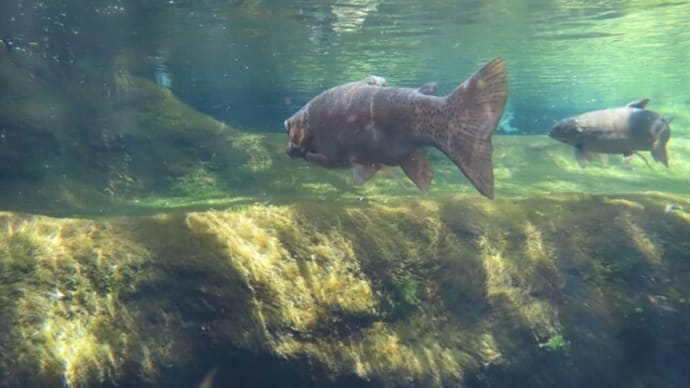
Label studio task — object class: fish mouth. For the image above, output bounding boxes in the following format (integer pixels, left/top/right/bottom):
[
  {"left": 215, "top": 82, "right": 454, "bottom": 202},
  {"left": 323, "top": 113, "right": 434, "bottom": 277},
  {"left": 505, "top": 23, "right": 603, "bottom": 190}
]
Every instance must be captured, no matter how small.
[
  {"left": 286, "top": 141, "right": 307, "bottom": 158},
  {"left": 548, "top": 125, "right": 565, "bottom": 139}
]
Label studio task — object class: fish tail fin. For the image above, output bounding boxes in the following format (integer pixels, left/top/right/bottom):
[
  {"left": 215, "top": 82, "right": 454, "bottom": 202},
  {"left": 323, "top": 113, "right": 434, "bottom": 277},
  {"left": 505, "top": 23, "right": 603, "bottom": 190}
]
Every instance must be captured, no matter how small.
[
  {"left": 651, "top": 116, "right": 672, "bottom": 167},
  {"left": 436, "top": 57, "right": 508, "bottom": 199}
]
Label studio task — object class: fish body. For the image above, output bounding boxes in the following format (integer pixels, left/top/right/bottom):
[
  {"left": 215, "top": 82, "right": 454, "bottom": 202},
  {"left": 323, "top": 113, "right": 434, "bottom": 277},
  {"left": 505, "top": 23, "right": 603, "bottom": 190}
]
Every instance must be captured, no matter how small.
[
  {"left": 550, "top": 99, "right": 672, "bottom": 167},
  {"left": 285, "top": 58, "right": 508, "bottom": 198}
]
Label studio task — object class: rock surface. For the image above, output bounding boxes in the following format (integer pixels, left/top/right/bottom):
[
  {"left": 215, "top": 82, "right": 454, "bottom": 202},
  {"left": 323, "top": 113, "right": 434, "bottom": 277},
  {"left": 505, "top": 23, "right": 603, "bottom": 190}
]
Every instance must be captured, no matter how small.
[{"left": 2, "top": 193, "right": 690, "bottom": 387}]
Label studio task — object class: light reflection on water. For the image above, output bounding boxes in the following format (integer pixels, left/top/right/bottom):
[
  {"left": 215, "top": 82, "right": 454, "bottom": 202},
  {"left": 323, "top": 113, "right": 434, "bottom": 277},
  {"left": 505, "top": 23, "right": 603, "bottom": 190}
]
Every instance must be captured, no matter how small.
[{"left": 1, "top": 0, "right": 689, "bottom": 132}]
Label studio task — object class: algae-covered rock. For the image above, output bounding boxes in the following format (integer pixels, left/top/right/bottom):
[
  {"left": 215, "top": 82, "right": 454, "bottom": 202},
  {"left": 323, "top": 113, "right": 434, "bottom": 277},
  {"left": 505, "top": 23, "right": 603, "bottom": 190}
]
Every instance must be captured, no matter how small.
[
  {"left": 0, "top": 48, "right": 273, "bottom": 213},
  {"left": 2, "top": 193, "right": 690, "bottom": 387}
]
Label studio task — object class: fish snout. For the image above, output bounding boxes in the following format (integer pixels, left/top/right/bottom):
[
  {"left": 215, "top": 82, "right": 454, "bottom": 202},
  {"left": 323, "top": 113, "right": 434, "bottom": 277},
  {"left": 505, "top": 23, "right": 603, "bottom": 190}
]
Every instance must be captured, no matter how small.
[
  {"left": 548, "top": 125, "right": 561, "bottom": 139},
  {"left": 549, "top": 119, "right": 576, "bottom": 141}
]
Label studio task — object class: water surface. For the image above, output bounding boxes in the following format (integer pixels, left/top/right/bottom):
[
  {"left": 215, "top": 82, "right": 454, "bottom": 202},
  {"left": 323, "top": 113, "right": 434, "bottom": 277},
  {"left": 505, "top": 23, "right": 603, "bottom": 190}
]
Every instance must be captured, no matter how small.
[{"left": 2, "top": 0, "right": 689, "bottom": 132}]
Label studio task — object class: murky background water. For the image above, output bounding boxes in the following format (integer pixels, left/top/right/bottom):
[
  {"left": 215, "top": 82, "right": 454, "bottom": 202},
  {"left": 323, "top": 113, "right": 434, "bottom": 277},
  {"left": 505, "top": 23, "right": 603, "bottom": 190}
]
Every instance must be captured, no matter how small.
[{"left": 2, "top": 0, "right": 689, "bottom": 133}]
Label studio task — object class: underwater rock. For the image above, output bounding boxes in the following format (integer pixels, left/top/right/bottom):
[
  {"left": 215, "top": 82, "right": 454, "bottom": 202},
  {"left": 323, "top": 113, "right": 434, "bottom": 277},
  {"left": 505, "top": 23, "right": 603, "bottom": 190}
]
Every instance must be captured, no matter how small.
[
  {"left": 1, "top": 193, "right": 690, "bottom": 387},
  {"left": 0, "top": 50, "right": 268, "bottom": 213}
]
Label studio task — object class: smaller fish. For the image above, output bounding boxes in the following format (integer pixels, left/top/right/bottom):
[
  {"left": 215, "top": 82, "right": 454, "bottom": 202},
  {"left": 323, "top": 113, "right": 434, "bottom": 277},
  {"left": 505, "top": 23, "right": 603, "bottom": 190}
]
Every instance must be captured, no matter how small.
[{"left": 549, "top": 99, "right": 672, "bottom": 167}]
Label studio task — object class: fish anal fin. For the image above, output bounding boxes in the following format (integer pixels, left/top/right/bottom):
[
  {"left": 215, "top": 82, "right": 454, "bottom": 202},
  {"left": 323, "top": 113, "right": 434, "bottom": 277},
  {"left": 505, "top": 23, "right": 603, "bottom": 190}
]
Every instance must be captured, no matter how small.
[
  {"left": 627, "top": 98, "right": 650, "bottom": 109},
  {"left": 596, "top": 153, "right": 608, "bottom": 165},
  {"left": 623, "top": 151, "right": 633, "bottom": 165},
  {"left": 400, "top": 150, "right": 433, "bottom": 193},
  {"left": 352, "top": 163, "right": 381, "bottom": 185},
  {"left": 651, "top": 116, "right": 672, "bottom": 167},
  {"left": 633, "top": 152, "right": 654, "bottom": 170}
]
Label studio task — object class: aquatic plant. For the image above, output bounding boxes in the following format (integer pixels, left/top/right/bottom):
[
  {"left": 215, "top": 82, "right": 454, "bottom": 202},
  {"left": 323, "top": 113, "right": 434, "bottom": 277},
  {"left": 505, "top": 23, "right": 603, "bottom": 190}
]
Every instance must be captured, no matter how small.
[
  {"left": 168, "top": 167, "right": 224, "bottom": 197},
  {"left": 399, "top": 275, "right": 420, "bottom": 307},
  {"left": 539, "top": 333, "right": 568, "bottom": 352}
]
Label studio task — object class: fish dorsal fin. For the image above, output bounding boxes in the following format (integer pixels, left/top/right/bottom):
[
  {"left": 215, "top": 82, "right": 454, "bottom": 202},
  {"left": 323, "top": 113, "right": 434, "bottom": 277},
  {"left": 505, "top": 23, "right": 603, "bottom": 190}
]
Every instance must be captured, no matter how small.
[
  {"left": 626, "top": 98, "right": 650, "bottom": 109},
  {"left": 417, "top": 82, "right": 438, "bottom": 95},
  {"left": 352, "top": 163, "right": 380, "bottom": 185},
  {"left": 364, "top": 75, "right": 386, "bottom": 86},
  {"left": 400, "top": 150, "right": 433, "bottom": 193}
]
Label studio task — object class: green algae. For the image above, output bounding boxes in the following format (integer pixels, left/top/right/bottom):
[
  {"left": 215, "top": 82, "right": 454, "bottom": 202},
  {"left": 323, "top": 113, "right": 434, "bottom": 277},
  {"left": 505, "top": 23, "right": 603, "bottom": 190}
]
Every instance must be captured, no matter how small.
[
  {"left": 8, "top": 129, "right": 690, "bottom": 217},
  {"left": 539, "top": 333, "right": 568, "bottom": 352},
  {"left": 0, "top": 213, "right": 177, "bottom": 387},
  {"left": 1, "top": 192, "right": 689, "bottom": 387}
]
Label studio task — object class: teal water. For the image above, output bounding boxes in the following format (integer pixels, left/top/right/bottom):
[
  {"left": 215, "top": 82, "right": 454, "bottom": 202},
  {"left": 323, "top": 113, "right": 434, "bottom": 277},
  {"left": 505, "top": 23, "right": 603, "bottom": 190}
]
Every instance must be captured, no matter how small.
[
  {"left": 2, "top": 2, "right": 690, "bottom": 388},
  {"left": 2, "top": 0, "right": 689, "bottom": 132},
  {"left": 3, "top": 0, "right": 688, "bottom": 215}
]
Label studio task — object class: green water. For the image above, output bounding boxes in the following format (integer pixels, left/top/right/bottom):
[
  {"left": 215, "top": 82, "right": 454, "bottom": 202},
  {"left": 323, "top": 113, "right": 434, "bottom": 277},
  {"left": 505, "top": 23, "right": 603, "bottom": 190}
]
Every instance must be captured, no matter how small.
[
  {"left": 172, "top": 0, "right": 690, "bottom": 131},
  {"left": 2, "top": 0, "right": 689, "bottom": 132},
  {"left": 1, "top": 0, "right": 689, "bottom": 217},
  {"left": 2, "top": 2, "right": 690, "bottom": 388}
]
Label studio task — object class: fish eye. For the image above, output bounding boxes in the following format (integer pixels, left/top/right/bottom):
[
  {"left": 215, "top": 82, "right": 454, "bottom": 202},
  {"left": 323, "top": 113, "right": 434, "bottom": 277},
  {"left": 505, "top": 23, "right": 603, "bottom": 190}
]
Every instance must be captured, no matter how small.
[{"left": 284, "top": 120, "right": 290, "bottom": 133}]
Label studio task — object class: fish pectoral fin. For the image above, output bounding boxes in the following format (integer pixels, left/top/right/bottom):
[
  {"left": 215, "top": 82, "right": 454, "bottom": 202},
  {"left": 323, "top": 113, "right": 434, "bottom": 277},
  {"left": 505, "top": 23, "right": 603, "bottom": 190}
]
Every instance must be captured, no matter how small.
[
  {"left": 573, "top": 146, "right": 589, "bottom": 168},
  {"left": 400, "top": 150, "right": 433, "bottom": 193},
  {"left": 305, "top": 152, "right": 330, "bottom": 166},
  {"left": 626, "top": 98, "right": 650, "bottom": 109},
  {"left": 651, "top": 139, "right": 669, "bottom": 167},
  {"left": 352, "top": 163, "right": 381, "bottom": 185}
]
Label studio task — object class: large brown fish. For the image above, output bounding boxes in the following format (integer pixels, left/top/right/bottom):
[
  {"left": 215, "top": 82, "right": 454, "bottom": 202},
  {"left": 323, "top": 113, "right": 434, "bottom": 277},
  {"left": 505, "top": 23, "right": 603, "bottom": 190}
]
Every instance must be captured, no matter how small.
[
  {"left": 284, "top": 58, "right": 508, "bottom": 199},
  {"left": 549, "top": 99, "right": 672, "bottom": 167}
]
